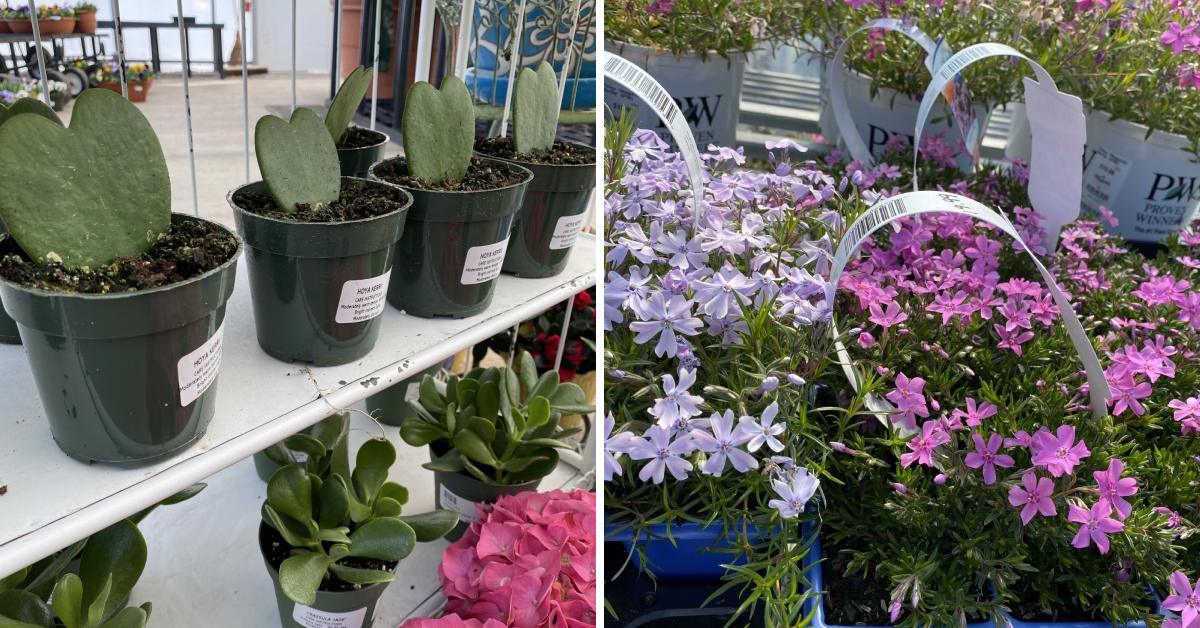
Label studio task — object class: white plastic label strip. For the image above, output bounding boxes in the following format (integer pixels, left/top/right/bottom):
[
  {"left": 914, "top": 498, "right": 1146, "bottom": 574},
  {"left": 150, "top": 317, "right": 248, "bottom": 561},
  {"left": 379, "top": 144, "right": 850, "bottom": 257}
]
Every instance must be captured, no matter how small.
[
  {"left": 440, "top": 484, "right": 482, "bottom": 524},
  {"left": 177, "top": 322, "right": 224, "bottom": 407},
  {"left": 335, "top": 271, "right": 391, "bottom": 324},
  {"left": 461, "top": 239, "right": 510, "bottom": 285},
  {"left": 291, "top": 604, "right": 367, "bottom": 628},
  {"left": 912, "top": 42, "right": 1086, "bottom": 250},
  {"left": 604, "top": 53, "right": 705, "bottom": 231},
  {"left": 550, "top": 212, "right": 587, "bottom": 250},
  {"left": 827, "top": 18, "right": 983, "bottom": 166},
  {"left": 829, "top": 191, "right": 1110, "bottom": 421}
]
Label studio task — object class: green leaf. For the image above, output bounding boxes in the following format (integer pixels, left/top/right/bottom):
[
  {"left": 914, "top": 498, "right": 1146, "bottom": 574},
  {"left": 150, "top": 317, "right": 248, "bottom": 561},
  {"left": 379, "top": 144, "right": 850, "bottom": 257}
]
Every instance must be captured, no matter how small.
[
  {"left": 281, "top": 434, "right": 326, "bottom": 467},
  {"left": 453, "top": 430, "right": 499, "bottom": 467},
  {"left": 328, "top": 564, "right": 396, "bottom": 586},
  {"left": 316, "top": 528, "right": 353, "bottom": 544},
  {"left": 0, "top": 98, "right": 61, "bottom": 129},
  {"left": 0, "top": 569, "right": 26, "bottom": 593},
  {"left": 399, "top": 418, "right": 446, "bottom": 447},
  {"left": 401, "top": 77, "right": 475, "bottom": 183},
  {"left": 49, "top": 574, "right": 81, "bottom": 628},
  {"left": 548, "top": 382, "right": 588, "bottom": 409},
  {"left": 78, "top": 521, "right": 145, "bottom": 621},
  {"left": 254, "top": 107, "right": 340, "bottom": 213},
  {"left": 398, "top": 511, "right": 460, "bottom": 542},
  {"left": 467, "top": 416, "right": 497, "bottom": 444},
  {"left": 518, "top": 352, "right": 537, "bottom": 399},
  {"left": 266, "top": 466, "right": 315, "bottom": 530},
  {"left": 525, "top": 397, "right": 552, "bottom": 430},
  {"left": 0, "top": 88, "right": 170, "bottom": 268},
  {"left": 324, "top": 65, "right": 371, "bottom": 144},
  {"left": 418, "top": 375, "right": 445, "bottom": 416},
  {"left": 505, "top": 449, "right": 559, "bottom": 484},
  {"left": 347, "top": 518, "right": 416, "bottom": 562},
  {"left": 529, "top": 371, "right": 559, "bottom": 402},
  {"left": 423, "top": 450, "right": 465, "bottom": 473},
  {"left": 373, "top": 497, "right": 402, "bottom": 518},
  {"left": 456, "top": 379, "right": 479, "bottom": 410},
  {"left": 279, "top": 552, "right": 333, "bottom": 606},
  {"left": 501, "top": 455, "right": 550, "bottom": 473},
  {"left": 97, "top": 605, "right": 149, "bottom": 628},
  {"left": 308, "top": 413, "right": 349, "bottom": 451},
  {"left": 445, "top": 375, "right": 460, "bottom": 406},
  {"left": 159, "top": 483, "right": 207, "bottom": 506},
  {"left": 21, "top": 539, "right": 86, "bottom": 598},
  {"left": 0, "top": 617, "right": 46, "bottom": 628},
  {"left": 337, "top": 475, "right": 373, "bottom": 525},
  {"left": 261, "top": 503, "right": 317, "bottom": 549},
  {"left": 0, "top": 590, "right": 53, "bottom": 628},
  {"left": 317, "top": 477, "right": 350, "bottom": 530},
  {"left": 352, "top": 438, "right": 396, "bottom": 506},
  {"left": 498, "top": 368, "right": 518, "bottom": 435},
  {"left": 520, "top": 437, "right": 575, "bottom": 449},
  {"left": 475, "top": 380, "right": 500, "bottom": 421},
  {"left": 513, "top": 62, "right": 560, "bottom": 154},
  {"left": 460, "top": 458, "right": 493, "bottom": 483},
  {"left": 378, "top": 482, "right": 409, "bottom": 507},
  {"left": 84, "top": 574, "right": 111, "bottom": 628}
]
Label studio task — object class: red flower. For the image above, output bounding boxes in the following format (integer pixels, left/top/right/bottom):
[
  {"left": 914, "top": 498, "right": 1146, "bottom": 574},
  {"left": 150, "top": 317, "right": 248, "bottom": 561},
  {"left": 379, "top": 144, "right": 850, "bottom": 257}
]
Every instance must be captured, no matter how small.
[
  {"left": 543, "top": 334, "right": 562, "bottom": 364},
  {"left": 573, "top": 291, "right": 593, "bottom": 311}
]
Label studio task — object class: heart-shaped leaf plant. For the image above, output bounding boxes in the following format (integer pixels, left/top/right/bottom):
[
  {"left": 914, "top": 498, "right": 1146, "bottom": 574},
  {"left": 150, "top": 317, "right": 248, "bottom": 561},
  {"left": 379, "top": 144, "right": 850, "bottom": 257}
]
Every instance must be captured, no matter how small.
[
  {"left": 0, "top": 88, "right": 170, "bottom": 269},
  {"left": 402, "top": 76, "right": 475, "bottom": 184},
  {"left": 325, "top": 65, "right": 372, "bottom": 145},
  {"left": 513, "top": 62, "right": 560, "bottom": 155},
  {"left": 255, "top": 107, "right": 341, "bottom": 213},
  {"left": 0, "top": 97, "right": 62, "bottom": 129}
]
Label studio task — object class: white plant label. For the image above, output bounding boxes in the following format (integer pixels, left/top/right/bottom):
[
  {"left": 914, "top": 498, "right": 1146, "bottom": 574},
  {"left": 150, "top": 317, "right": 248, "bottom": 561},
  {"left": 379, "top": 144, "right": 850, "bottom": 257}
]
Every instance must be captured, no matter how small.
[
  {"left": 829, "top": 191, "right": 1111, "bottom": 424},
  {"left": 604, "top": 53, "right": 705, "bottom": 230},
  {"left": 549, "top": 213, "right": 587, "bottom": 250},
  {"left": 404, "top": 381, "right": 420, "bottom": 404},
  {"left": 461, "top": 239, "right": 510, "bottom": 285},
  {"left": 177, "top": 322, "right": 224, "bottom": 407},
  {"left": 1080, "top": 144, "right": 1132, "bottom": 209},
  {"left": 913, "top": 42, "right": 1086, "bottom": 250},
  {"left": 440, "top": 484, "right": 482, "bottom": 524},
  {"left": 335, "top": 271, "right": 391, "bottom": 324},
  {"left": 291, "top": 604, "right": 367, "bottom": 628}
]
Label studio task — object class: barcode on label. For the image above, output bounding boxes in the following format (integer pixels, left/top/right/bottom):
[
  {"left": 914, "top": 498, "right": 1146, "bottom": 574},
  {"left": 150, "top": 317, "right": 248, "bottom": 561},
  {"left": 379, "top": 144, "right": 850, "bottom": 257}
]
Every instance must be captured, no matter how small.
[
  {"left": 843, "top": 196, "right": 911, "bottom": 248},
  {"left": 604, "top": 55, "right": 678, "bottom": 127},
  {"left": 936, "top": 44, "right": 992, "bottom": 80}
]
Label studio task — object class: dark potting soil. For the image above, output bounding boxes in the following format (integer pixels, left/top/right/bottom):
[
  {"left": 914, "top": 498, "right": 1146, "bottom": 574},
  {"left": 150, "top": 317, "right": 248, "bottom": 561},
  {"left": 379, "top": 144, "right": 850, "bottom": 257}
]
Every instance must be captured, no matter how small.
[
  {"left": 261, "top": 523, "right": 397, "bottom": 594},
  {"left": 337, "top": 126, "right": 385, "bottom": 150},
  {"left": 0, "top": 219, "right": 237, "bottom": 294},
  {"left": 1009, "top": 582, "right": 1150, "bottom": 622},
  {"left": 234, "top": 178, "right": 407, "bottom": 223},
  {"left": 822, "top": 541, "right": 896, "bottom": 625},
  {"left": 372, "top": 156, "right": 528, "bottom": 192},
  {"left": 474, "top": 136, "right": 595, "bottom": 166}
]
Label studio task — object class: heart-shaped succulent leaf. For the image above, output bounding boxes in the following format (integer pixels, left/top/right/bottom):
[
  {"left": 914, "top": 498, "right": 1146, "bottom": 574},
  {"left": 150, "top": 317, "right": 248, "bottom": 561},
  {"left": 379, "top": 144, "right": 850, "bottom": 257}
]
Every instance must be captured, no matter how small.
[
  {"left": 255, "top": 107, "right": 340, "bottom": 213},
  {"left": 0, "top": 97, "right": 62, "bottom": 128},
  {"left": 0, "top": 88, "right": 169, "bottom": 268},
  {"left": 402, "top": 76, "right": 475, "bottom": 183},
  {"left": 325, "top": 65, "right": 372, "bottom": 144},
  {"left": 513, "top": 62, "right": 560, "bottom": 154}
]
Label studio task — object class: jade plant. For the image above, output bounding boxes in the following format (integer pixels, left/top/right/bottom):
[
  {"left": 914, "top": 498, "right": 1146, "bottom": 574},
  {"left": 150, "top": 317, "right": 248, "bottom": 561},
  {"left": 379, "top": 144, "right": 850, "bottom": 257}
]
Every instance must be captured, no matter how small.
[
  {"left": 512, "top": 62, "right": 560, "bottom": 155},
  {"left": 399, "top": 353, "right": 594, "bottom": 485},
  {"left": 324, "top": 65, "right": 371, "bottom": 145},
  {"left": 260, "top": 413, "right": 349, "bottom": 476},
  {"left": 0, "top": 88, "right": 170, "bottom": 268},
  {"left": 254, "top": 107, "right": 340, "bottom": 213},
  {"left": 261, "top": 437, "right": 458, "bottom": 605},
  {"left": 401, "top": 76, "right": 475, "bottom": 183}
]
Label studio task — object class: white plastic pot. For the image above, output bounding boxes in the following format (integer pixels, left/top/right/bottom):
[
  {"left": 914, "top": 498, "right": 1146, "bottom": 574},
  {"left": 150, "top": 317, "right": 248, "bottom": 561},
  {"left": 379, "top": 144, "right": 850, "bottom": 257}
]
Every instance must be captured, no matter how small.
[
  {"left": 819, "top": 62, "right": 989, "bottom": 171},
  {"left": 604, "top": 40, "right": 746, "bottom": 148},
  {"left": 1080, "top": 110, "right": 1200, "bottom": 243}
]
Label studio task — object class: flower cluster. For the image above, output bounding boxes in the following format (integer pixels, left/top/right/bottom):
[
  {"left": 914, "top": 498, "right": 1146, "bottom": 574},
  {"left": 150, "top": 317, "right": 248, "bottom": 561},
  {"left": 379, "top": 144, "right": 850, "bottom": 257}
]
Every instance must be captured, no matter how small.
[
  {"left": 477, "top": 288, "right": 596, "bottom": 382},
  {"left": 91, "top": 62, "right": 155, "bottom": 83},
  {"left": 606, "top": 0, "right": 805, "bottom": 56},
  {"left": 1, "top": 4, "right": 76, "bottom": 18},
  {"left": 406, "top": 490, "right": 596, "bottom": 628}
]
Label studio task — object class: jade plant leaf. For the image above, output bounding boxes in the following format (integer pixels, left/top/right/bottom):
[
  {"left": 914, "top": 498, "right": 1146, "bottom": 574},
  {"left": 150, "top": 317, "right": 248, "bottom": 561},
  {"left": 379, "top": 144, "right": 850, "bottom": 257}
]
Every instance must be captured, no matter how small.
[
  {"left": 96, "top": 604, "right": 150, "bottom": 628},
  {"left": 0, "top": 98, "right": 61, "bottom": 129},
  {"left": 327, "top": 564, "right": 395, "bottom": 585},
  {"left": 267, "top": 466, "right": 315, "bottom": 531},
  {"left": 279, "top": 553, "right": 333, "bottom": 606},
  {"left": 453, "top": 430, "right": 498, "bottom": 467},
  {"left": 78, "top": 521, "right": 145, "bottom": 622},
  {"left": 49, "top": 574, "right": 82, "bottom": 628},
  {"left": 346, "top": 517, "right": 416, "bottom": 561},
  {"left": 351, "top": 438, "right": 396, "bottom": 506},
  {"left": 512, "top": 62, "right": 560, "bottom": 154},
  {"left": 254, "top": 107, "right": 340, "bottom": 213},
  {"left": 0, "top": 590, "right": 54, "bottom": 628},
  {"left": 0, "top": 88, "right": 170, "bottom": 268},
  {"left": 399, "top": 511, "right": 460, "bottom": 542},
  {"left": 399, "top": 419, "right": 445, "bottom": 447},
  {"left": 401, "top": 76, "right": 475, "bottom": 183},
  {"left": 325, "top": 65, "right": 371, "bottom": 144}
]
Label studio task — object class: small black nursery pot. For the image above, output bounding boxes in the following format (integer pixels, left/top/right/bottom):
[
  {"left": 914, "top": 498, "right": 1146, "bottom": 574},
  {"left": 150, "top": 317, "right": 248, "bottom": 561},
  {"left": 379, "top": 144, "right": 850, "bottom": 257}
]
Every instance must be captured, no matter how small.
[{"left": 336, "top": 127, "right": 389, "bottom": 178}]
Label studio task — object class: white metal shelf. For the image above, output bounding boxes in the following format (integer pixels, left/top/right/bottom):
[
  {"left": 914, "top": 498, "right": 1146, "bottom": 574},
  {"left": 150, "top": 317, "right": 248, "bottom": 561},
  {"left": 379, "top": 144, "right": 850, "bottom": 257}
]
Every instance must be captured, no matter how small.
[{"left": 0, "top": 234, "right": 596, "bottom": 580}]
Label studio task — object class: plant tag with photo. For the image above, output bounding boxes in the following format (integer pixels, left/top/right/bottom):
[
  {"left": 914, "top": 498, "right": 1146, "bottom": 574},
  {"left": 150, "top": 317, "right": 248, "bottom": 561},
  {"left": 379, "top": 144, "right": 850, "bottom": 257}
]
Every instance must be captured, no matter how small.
[
  {"left": 550, "top": 212, "right": 587, "bottom": 250},
  {"left": 177, "top": 322, "right": 224, "bottom": 407},
  {"left": 461, "top": 239, "right": 510, "bottom": 285},
  {"left": 913, "top": 42, "right": 1086, "bottom": 250},
  {"left": 440, "top": 484, "right": 482, "bottom": 524},
  {"left": 291, "top": 604, "right": 367, "bottom": 628},
  {"left": 335, "top": 271, "right": 391, "bottom": 324}
]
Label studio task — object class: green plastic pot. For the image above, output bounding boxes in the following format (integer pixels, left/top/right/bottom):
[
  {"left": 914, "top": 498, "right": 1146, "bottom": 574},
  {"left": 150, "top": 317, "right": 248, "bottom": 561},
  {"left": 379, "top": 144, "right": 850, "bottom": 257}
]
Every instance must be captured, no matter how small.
[
  {"left": 480, "top": 143, "right": 596, "bottom": 278},
  {"left": 369, "top": 157, "right": 532, "bottom": 319},
  {"left": 259, "top": 523, "right": 389, "bottom": 628},
  {"left": 229, "top": 178, "right": 412, "bottom": 366},
  {"left": 0, "top": 214, "right": 241, "bottom": 464},
  {"left": 0, "top": 222, "right": 20, "bottom": 345},
  {"left": 431, "top": 444, "right": 543, "bottom": 540},
  {"left": 337, "top": 128, "right": 389, "bottom": 178},
  {"left": 364, "top": 363, "right": 442, "bottom": 426}
]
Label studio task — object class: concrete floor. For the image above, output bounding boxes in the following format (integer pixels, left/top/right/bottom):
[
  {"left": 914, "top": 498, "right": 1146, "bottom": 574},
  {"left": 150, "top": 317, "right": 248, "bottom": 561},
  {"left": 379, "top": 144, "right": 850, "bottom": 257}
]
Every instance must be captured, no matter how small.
[{"left": 60, "top": 73, "right": 402, "bottom": 227}]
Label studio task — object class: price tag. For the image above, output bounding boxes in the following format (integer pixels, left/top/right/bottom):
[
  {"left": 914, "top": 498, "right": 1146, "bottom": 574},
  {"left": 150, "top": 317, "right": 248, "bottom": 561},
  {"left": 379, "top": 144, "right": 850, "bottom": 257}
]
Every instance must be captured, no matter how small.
[
  {"left": 461, "top": 239, "right": 510, "bottom": 285},
  {"left": 912, "top": 42, "right": 1087, "bottom": 249},
  {"left": 604, "top": 53, "right": 705, "bottom": 230},
  {"left": 829, "top": 191, "right": 1110, "bottom": 425},
  {"left": 291, "top": 604, "right": 367, "bottom": 628},
  {"left": 439, "top": 484, "right": 482, "bottom": 524},
  {"left": 177, "top": 322, "right": 224, "bottom": 407},
  {"left": 335, "top": 271, "right": 391, "bottom": 324}
]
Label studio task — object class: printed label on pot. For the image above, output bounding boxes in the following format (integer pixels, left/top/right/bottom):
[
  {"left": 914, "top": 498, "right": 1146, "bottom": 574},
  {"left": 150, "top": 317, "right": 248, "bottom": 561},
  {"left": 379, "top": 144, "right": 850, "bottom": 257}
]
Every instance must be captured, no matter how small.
[
  {"left": 335, "top": 271, "right": 391, "bottom": 324},
  {"left": 177, "top": 322, "right": 224, "bottom": 407},
  {"left": 404, "top": 381, "right": 420, "bottom": 404},
  {"left": 291, "top": 604, "right": 367, "bottom": 628},
  {"left": 1081, "top": 145, "right": 1132, "bottom": 208},
  {"left": 549, "top": 213, "right": 587, "bottom": 250},
  {"left": 461, "top": 239, "right": 509, "bottom": 285},
  {"left": 440, "top": 484, "right": 482, "bottom": 524}
]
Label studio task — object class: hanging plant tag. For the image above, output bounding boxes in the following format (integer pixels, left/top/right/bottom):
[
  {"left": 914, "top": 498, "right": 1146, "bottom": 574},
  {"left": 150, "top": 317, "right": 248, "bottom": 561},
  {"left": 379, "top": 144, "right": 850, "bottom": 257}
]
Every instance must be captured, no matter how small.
[
  {"left": 461, "top": 239, "right": 509, "bottom": 285},
  {"left": 177, "top": 323, "right": 225, "bottom": 407},
  {"left": 291, "top": 604, "right": 367, "bottom": 628}
]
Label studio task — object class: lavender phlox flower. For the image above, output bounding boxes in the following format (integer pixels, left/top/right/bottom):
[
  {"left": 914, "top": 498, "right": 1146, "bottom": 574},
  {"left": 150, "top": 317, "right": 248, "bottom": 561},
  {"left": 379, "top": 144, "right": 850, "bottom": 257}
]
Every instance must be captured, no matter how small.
[
  {"left": 768, "top": 466, "right": 819, "bottom": 519},
  {"left": 629, "top": 292, "right": 703, "bottom": 358},
  {"left": 648, "top": 368, "right": 704, "bottom": 430},
  {"left": 627, "top": 425, "right": 695, "bottom": 484},
  {"left": 740, "top": 402, "right": 786, "bottom": 453},
  {"left": 692, "top": 264, "right": 758, "bottom": 319},
  {"left": 690, "top": 410, "right": 759, "bottom": 476}
]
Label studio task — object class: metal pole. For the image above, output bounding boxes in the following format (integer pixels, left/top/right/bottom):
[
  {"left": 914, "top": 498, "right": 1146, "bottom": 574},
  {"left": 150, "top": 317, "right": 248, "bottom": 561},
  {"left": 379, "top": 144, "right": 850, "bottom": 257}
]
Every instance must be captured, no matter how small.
[
  {"left": 332, "top": 0, "right": 342, "bottom": 88},
  {"left": 370, "top": 0, "right": 382, "bottom": 130},
  {"left": 176, "top": 0, "right": 200, "bottom": 217},
  {"left": 241, "top": 0, "right": 249, "bottom": 183},
  {"left": 110, "top": 0, "right": 127, "bottom": 97},
  {"left": 557, "top": 0, "right": 582, "bottom": 104},
  {"left": 453, "top": 0, "right": 474, "bottom": 80},
  {"left": 498, "top": 0, "right": 527, "bottom": 138},
  {"left": 553, "top": 296, "right": 573, "bottom": 373},
  {"left": 28, "top": 10, "right": 50, "bottom": 105},
  {"left": 290, "top": 0, "right": 297, "bottom": 112}
]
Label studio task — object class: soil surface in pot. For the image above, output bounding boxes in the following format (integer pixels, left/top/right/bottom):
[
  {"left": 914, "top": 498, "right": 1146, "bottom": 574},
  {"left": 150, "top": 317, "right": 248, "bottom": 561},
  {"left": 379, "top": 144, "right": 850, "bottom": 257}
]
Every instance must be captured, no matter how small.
[
  {"left": 0, "top": 219, "right": 237, "bottom": 293},
  {"left": 1009, "top": 582, "right": 1151, "bottom": 622},
  {"left": 261, "top": 524, "right": 397, "bottom": 594},
  {"left": 474, "top": 137, "right": 595, "bottom": 166},
  {"left": 373, "top": 156, "right": 526, "bottom": 192},
  {"left": 337, "top": 127, "right": 385, "bottom": 150},
  {"left": 234, "top": 178, "right": 407, "bottom": 223}
]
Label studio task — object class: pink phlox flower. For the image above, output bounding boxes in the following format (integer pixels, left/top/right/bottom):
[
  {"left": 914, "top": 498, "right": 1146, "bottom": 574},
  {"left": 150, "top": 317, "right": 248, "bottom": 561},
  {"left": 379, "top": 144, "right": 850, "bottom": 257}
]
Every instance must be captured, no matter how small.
[
  {"left": 999, "top": 298, "right": 1034, "bottom": 331},
  {"left": 1176, "top": 292, "right": 1200, "bottom": 329},
  {"left": 1162, "top": 21, "right": 1200, "bottom": 54},
  {"left": 1105, "top": 370, "right": 1153, "bottom": 417},
  {"left": 1163, "top": 571, "right": 1200, "bottom": 628},
  {"left": 994, "top": 323, "right": 1034, "bottom": 356},
  {"left": 1132, "top": 275, "right": 1191, "bottom": 306},
  {"left": 900, "top": 420, "right": 951, "bottom": 468},
  {"left": 869, "top": 300, "right": 908, "bottom": 329},
  {"left": 964, "top": 433, "right": 1015, "bottom": 484},
  {"left": 884, "top": 372, "right": 930, "bottom": 431},
  {"left": 1031, "top": 425, "right": 1091, "bottom": 477},
  {"left": 1155, "top": 507, "right": 1183, "bottom": 528},
  {"left": 927, "top": 290, "right": 971, "bottom": 325},
  {"left": 997, "top": 278, "right": 1042, "bottom": 297},
  {"left": 1005, "top": 430, "right": 1034, "bottom": 449},
  {"left": 952, "top": 397, "right": 998, "bottom": 428},
  {"left": 1094, "top": 458, "right": 1138, "bottom": 519},
  {"left": 1008, "top": 472, "right": 1057, "bottom": 525},
  {"left": 1068, "top": 500, "right": 1124, "bottom": 554}
]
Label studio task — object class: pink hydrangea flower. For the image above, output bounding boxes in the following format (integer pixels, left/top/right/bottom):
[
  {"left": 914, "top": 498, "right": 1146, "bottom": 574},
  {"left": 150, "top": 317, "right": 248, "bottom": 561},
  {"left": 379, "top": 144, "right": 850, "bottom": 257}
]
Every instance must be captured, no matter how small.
[
  {"left": 1031, "top": 425, "right": 1091, "bottom": 477},
  {"left": 1008, "top": 472, "right": 1057, "bottom": 525},
  {"left": 1093, "top": 459, "right": 1138, "bottom": 519},
  {"left": 964, "top": 433, "right": 1015, "bottom": 485},
  {"left": 1068, "top": 500, "right": 1125, "bottom": 554}
]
